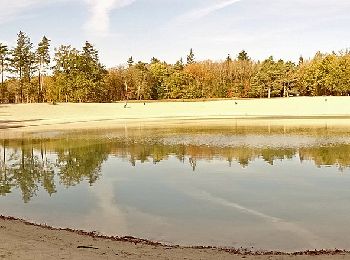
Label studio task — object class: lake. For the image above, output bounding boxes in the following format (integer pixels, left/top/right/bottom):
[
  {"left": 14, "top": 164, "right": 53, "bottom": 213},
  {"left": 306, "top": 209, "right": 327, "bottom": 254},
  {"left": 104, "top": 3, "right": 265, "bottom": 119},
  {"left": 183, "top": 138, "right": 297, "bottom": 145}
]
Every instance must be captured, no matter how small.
[{"left": 1, "top": 122, "right": 350, "bottom": 252}]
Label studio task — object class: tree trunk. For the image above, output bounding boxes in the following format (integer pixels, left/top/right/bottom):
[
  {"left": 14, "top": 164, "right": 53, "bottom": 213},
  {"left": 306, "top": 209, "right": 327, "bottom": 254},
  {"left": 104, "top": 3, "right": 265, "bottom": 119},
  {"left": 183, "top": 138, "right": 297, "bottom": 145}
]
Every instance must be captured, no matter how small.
[
  {"left": 3, "top": 140, "right": 5, "bottom": 165},
  {"left": 38, "top": 70, "right": 41, "bottom": 103},
  {"left": 137, "top": 84, "right": 141, "bottom": 100},
  {"left": 38, "top": 59, "right": 44, "bottom": 103},
  {"left": 19, "top": 67, "right": 23, "bottom": 103},
  {"left": 124, "top": 81, "right": 128, "bottom": 106},
  {"left": 1, "top": 59, "right": 3, "bottom": 103},
  {"left": 41, "top": 74, "right": 44, "bottom": 102}
]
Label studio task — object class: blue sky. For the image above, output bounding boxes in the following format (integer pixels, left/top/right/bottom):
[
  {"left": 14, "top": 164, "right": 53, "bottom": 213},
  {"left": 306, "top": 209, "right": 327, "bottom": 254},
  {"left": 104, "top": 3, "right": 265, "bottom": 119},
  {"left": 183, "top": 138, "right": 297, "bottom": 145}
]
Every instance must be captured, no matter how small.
[{"left": 1, "top": 0, "right": 350, "bottom": 67}]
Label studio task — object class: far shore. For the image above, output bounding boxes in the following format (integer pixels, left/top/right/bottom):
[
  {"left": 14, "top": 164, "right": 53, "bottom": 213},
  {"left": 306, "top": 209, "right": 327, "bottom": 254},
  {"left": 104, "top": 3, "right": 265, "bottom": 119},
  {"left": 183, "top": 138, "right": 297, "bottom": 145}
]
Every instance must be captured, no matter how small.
[{"left": 1, "top": 96, "right": 350, "bottom": 135}]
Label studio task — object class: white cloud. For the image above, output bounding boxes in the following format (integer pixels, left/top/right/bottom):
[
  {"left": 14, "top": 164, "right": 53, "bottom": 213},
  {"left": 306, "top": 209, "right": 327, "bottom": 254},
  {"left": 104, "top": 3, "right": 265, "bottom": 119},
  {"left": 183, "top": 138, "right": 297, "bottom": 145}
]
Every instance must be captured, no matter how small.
[
  {"left": 84, "top": 0, "right": 136, "bottom": 36},
  {"left": 176, "top": 0, "right": 242, "bottom": 24}
]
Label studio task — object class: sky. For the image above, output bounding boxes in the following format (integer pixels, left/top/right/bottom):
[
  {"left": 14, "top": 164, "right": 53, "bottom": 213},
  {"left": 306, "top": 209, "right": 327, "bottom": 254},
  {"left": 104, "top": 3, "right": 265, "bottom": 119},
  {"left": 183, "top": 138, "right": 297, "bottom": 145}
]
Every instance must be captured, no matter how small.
[{"left": 1, "top": 0, "right": 350, "bottom": 68}]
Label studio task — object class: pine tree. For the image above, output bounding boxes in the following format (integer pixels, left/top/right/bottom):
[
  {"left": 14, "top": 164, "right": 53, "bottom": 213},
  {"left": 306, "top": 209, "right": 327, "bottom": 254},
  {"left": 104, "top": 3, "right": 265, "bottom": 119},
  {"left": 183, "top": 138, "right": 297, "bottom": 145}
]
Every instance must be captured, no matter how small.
[
  {"left": 10, "top": 31, "right": 34, "bottom": 102},
  {"left": 0, "top": 43, "right": 8, "bottom": 102},
  {"left": 36, "top": 36, "right": 51, "bottom": 102},
  {"left": 82, "top": 41, "right": 99, "bottom": 64},
  {"left": 150, "top": 57, "right": 160, "bottom": 64},
  {"left": 237, "top": 50, "right": 249, "bottom": 61},
  {"left": 225, "top": 54, "right": 232, "bottom": 63},
  {"left": 82, "top": 41, "right": 100, "bottom": 79},
  {"left": 186, "top": 48, "right": 195, "bottom": 64},
  {"left": 127, "top": 56, "right": 134, "bottom": 67},
  {"left": 174, "top": 58, "right": 184, "bottom": 70},
  {"left": 298, "top": 56, "right": 304, "bottom": 65}
]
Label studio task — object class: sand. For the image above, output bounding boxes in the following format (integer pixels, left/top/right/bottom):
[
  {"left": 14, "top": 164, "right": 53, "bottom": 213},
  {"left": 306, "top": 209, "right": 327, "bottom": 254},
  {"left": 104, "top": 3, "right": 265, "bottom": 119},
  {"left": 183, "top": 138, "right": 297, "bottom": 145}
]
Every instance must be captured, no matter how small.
[
  {"left": 1, "top": 217, "right": 349, "bottom": 260},
  {"left": 2, "top": 97, "right": 350, "bottom": 259},
  {"left": 1, "top": 96, "right": 350, "bottom": 134}
]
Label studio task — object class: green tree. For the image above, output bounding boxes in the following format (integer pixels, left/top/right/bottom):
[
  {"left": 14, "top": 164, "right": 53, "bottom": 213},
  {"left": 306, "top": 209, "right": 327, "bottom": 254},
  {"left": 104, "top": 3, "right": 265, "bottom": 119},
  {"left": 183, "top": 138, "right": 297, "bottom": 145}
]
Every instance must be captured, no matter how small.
[
  {"left": 52, "top": 45, "right": 80, "bottom": 102},
  {"left": 127, "top": 56, "right": 134, "bottom": 67},
  {"left": 281, "top": 61, "right": 298, "bottom": 97},
  {"left": 237, "top": 50, "right": 250, "bottom": 61},
  {"left": 0, "top": 43, "right": 8, "bottom": 102},
  {"left": 250, "top": 56, "right": 285, "bottom": 98},
  {"left": 10, "top": 31, "right": 34, "bottom": 103},
  {"left": 52, "top": 42, "right": 106, "bottom": 102},
  {"left": 150, "top": 57, "right": 160, "bottom": 64},
  {"left": 104, "top": 67, "right": 126, "bottom": 101},
  {"left": 225, "top": 54, "right": 232, "bottom": 63},
  {"left": 186, "top": 48, "right": 195, "bottom": 65},
  {"left": 81, "top": 41, "right": 107, "bottom": 101},
  {"left": 133, "top": 61, "right": 152, "bottom": 100},
  {"left": 174, "top": 58, "right": 184, "bottom": 71},
  {"left": 149, "top": 61, "right": 170, "bottom": 99},
  {"left": 36, "top": 36, "right": 51, "bottom": 102}
]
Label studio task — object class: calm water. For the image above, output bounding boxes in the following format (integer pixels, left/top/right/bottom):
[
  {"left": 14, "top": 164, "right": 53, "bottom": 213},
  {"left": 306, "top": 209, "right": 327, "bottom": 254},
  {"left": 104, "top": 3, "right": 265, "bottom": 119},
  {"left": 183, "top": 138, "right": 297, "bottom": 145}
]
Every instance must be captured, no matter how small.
[{"left": 1, "top": 124, "right": 350, "bottom": 251}]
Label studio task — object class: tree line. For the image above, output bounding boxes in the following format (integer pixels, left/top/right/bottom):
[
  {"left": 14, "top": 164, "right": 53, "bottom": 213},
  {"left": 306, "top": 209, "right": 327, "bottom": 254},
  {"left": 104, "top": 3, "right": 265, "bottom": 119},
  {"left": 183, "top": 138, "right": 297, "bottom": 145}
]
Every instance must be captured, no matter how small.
[{"left": 1, "top": 31, "right": 350, "bottom": 103}]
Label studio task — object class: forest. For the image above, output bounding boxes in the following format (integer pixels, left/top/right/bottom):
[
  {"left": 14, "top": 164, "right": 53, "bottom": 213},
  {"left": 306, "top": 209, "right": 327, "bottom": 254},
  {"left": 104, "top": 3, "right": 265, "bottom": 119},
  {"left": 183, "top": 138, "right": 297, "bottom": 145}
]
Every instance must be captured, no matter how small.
[{"left": 1, "top": 31, "right": 350, "bottom": 103}]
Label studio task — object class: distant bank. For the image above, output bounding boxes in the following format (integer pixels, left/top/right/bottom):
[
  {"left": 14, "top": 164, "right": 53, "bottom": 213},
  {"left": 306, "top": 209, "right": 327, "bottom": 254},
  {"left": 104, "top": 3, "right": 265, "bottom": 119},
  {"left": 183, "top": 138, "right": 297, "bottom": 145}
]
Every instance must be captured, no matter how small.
[{"left": 1, "top": 96, "right": 350, "bottom": 133}]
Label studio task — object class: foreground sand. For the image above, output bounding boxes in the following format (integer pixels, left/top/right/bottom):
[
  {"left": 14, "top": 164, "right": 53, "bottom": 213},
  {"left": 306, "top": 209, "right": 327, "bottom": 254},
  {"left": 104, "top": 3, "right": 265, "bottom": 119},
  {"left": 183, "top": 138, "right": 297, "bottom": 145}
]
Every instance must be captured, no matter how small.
[
  {"left": 1, "top": 217, "right": 350, "bottom": 260},
  {"left": 1, "top": 96, "right": 350, "bottom": 134}
]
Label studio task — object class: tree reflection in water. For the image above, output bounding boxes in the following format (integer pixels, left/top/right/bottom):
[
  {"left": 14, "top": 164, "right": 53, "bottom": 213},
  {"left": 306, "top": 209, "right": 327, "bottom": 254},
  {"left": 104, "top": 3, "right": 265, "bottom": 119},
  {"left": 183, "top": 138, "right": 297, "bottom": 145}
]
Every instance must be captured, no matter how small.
[{"left": 1, "top": 127, "right": 350, "bottom": 202}]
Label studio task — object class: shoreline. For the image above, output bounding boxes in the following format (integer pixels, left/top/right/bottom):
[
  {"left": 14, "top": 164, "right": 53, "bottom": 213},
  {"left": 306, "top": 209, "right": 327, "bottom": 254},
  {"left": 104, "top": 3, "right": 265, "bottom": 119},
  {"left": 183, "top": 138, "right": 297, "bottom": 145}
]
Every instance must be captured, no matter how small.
[{"left": 0, "top": 215, "right": 349, "bottom": 259}]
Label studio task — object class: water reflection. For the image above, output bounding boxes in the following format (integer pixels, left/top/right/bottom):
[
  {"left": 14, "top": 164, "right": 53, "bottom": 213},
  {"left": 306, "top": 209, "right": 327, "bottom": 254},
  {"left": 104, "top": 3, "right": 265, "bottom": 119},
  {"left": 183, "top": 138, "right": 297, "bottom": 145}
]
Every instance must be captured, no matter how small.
[
  {"left": 2, "top": 125, "right": 350, "bottom": 251},
  {"left": 1, "top": 126, "right": 350, "bottom": 202},
  {"left": 0, "top": 138, "right": 109, "bottom": 202}
]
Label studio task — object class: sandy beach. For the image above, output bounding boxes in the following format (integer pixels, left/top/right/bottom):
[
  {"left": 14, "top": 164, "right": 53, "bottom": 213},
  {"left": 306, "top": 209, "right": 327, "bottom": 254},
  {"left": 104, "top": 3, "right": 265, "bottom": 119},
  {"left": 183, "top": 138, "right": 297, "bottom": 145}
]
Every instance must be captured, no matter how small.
[
  {"left": 1, "top": 216, "right": 350, "bottom": 260},
  {"left": 2, "top": 97, "right": 350, "bottom": 259},
  {"left": 1, "top": 96, "right": 350, "bottom": 134}
]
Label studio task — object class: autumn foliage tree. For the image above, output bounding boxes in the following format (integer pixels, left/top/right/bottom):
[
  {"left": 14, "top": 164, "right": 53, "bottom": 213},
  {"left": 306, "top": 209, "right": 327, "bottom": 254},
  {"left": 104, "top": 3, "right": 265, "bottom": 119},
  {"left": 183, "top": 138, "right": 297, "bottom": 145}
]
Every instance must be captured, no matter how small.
[{"left": 1, "top": 31, "right": 350, "bottom": 103}]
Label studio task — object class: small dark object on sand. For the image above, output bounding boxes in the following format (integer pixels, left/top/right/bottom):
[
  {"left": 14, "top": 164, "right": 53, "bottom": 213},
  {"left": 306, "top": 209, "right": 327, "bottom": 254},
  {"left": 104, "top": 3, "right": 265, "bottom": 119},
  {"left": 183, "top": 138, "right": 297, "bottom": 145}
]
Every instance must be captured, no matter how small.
[{"left": 77, "top": 245, "right": 99, "bottom": 250}]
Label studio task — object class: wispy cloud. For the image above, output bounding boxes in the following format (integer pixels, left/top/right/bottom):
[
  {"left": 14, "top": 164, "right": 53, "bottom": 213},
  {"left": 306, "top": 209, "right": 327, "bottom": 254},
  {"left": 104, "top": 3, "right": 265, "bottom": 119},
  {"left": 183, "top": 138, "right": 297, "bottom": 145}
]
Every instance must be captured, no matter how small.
[
  {"left": 0, "top": 0, "right": 46, "bottom": 24},
  {"left": 0, "top": 0, "right": 73, "bottom": 26},
  {"left": 1, "top": 0, "right": 135, "bottom": 37},
  {"left": 176, "top": 0, "right": 242, "bottom": 24},
  {"left": 84, "top": 0, "right": 136, "bottom": 36}
]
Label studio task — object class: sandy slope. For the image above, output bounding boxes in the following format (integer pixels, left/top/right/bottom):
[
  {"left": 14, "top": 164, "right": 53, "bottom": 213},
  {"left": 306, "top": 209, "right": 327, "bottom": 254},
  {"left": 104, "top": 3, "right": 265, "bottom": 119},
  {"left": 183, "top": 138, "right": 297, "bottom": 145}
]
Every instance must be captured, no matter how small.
[{"left": 1, "top": 97, "right": 350, "bottom": 133}]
